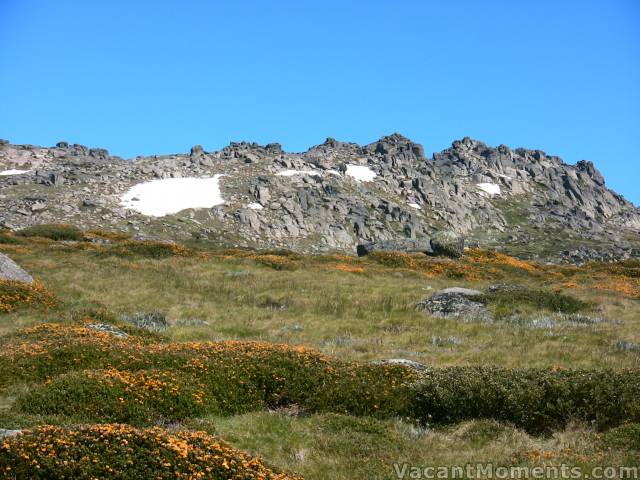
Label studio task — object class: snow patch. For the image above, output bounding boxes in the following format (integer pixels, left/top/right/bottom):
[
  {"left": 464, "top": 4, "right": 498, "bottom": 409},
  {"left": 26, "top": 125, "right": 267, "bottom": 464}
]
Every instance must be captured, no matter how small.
[
  {"left": 326, "top": 169, "right": 341, "bottom": 176},
  {"left": 0, "top": 169, "right": 31, "bottom": 176},
  {"left": 408, "top": 203, "right": 422, "bottom": 210},
  {"left": 476, "top": 183, "right": 501, "bottom": 195},
  {"left": 345, "top": 164, "right": 377, "bottom": 182},
  {"left": 247, "top": 202, "right": 264, "bottom": 210},
  {"left": 276, "top": 169, "right": 320, "bottom": 177},
  {"left": 120, "top": 175, "right": 225, "bottom": 217}
]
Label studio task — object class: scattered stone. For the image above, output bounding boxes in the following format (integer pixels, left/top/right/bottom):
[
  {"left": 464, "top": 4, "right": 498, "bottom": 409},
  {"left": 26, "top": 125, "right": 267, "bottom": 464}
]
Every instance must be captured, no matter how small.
[
  {"left": 417, "top": 287, "right": 492, "bottom": 322},
  {"left": 614, "top": 340, "right": 640, "bottom": 352},
  {"left": 431, "top": 335, "right": 463, "bottom": 346},
  {"left": 0, "top": 253, "right": 34, "bottom": 283},
  {"left": 122, "top": 311, "right": 168, "bottom": 332},
  {"left": 87, "top": 323, "right": 129, "bottom": 338},
  {"left": 0, "top": 429, "right": 21, "bottom": 439}
]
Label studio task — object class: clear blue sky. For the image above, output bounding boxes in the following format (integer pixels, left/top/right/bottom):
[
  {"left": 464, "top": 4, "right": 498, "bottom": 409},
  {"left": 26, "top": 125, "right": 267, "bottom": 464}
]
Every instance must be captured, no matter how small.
[{"left": 1, "top": 0, "right": 638, "bottom": 204}]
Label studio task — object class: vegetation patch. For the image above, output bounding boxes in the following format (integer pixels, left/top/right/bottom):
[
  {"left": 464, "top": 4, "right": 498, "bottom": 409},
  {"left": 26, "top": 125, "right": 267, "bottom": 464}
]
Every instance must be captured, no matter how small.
[
  {"left": 412, "top": 367, "right": 640, "bottom": 433},
  {"left": 98, "top": 240, "right": 198, "bottom": 259},
  {"left": 0, "top": 280, "right": 57, "bottom": 313},
  {"left": 473, "top": 285, "right": 591, "bottom": 319},
  {"left": 16, "top": 224, "right": 83, "bottom": 241},
  {"left": 2, "top": 324, "right": 415, "bottom": 423},
  {"left": 0, "top": 423, "right": 300, "bottom": 479}
]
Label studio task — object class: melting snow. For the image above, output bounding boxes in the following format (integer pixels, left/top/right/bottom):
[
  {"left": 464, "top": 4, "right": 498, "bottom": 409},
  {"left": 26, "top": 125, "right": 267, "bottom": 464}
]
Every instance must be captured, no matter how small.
[
  {"left": 0, "top": 169, "right": 31, "bottom": 176},
  {"left": 276, "top": 169, "right": 320, "bottom": 177},
  {"left": 345, "top": 164, "right": 377, "bottom": 182},
  {"left": 247, "top": 202, "right": 264, "bottom": 210},
  {"left": 326, "top": 169, "right": 341, "bottom": 176},
  {"left": 476, "top": 183, "right": 501, "bottom": 195},
  {"left": 408, "top": 203, "right": 422, "bottom": 210},
  {"left": 120, "top": 175, "right": 225, "bottom": 217}
]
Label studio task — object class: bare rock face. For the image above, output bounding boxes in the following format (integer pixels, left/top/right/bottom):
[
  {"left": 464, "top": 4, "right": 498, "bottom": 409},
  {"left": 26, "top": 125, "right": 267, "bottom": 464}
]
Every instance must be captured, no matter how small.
[
  {"left": 0, "top": 134, "right": 638, "bottom": 261},
  {"left": 0, "top": 253, "right": 33, "bottom": 283}
]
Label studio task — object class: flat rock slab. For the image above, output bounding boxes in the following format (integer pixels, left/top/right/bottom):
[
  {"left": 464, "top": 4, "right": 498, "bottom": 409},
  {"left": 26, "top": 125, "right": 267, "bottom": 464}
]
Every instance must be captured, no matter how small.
[
  {"left": 371, "top": 358, "right": 427, "bottom": 371},
  {"left": 417, "top": 287, "right": 492, "bottom": 323},
  {"left": 0, "top": 429, "right": 22, "bottom": 439},
  {"left": 0, "top": 253, "right": 33, "bottom": 283}
]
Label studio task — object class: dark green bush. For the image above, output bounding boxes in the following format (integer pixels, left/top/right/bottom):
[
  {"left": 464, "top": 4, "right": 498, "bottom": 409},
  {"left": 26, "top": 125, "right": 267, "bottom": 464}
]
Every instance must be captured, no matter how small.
[
  {"left": 410, "top": 367, "right": 640, "bottom": 433},
  {"left": 97, "top": 240, "right": 195, "bottom": 259},
  {"left": 474, "top": 285, "right": 590, "bottom": 318},
  {"left": 16, "top": 223, "right": 83, "bottom": 241}
]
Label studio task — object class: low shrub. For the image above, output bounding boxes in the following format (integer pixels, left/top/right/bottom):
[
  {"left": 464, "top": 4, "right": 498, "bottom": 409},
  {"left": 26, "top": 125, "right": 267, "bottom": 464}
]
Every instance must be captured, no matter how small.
[
  {"left": 0, "top": 424, "right": 301, "bottom": 479},
  {"left": 474, "top": 285, "right": 590, "bottom": 318},
  {"left": 0, "top": 231, "right": 23, "bottom": 245},
  {"left": 98, "top": 240, "right": 196, "bottom": 259},
  {"left": 16, "top": 223, "right": 83, "bottom": 241},
  {"left": 411, "top": 367, "right": 640, "bottom": 433},
  {"left": 0, "top": 280, "right": 57, "bottom": 313},
  {"left": 2, "top": 324, "right": 416, "bottom": 423},
  {"left": 249, "top": 254, "right": 299, "bottom": 271}
]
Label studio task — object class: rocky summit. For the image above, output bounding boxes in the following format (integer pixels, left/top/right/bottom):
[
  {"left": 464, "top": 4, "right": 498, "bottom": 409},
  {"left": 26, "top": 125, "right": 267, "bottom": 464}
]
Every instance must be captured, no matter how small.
[{"left": 0, "top": 134, "right": 638, "bottom": 261}]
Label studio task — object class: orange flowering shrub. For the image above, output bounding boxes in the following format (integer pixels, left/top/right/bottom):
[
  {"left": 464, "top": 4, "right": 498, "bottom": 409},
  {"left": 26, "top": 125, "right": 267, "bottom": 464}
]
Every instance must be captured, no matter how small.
[
  {"left": 0, "top": 280, "right": 57, "bottom": 313},
  {"left": 329, "top": 263, "right": 365, "bottom": 274},
  {"left": 3, "top": 323, "right": 417, "bottom": 423},
  {"left": 465, "top": 248, "right": 538, "bottom": 272},
  {"left": 0, "top": 424, "right": 301, "bottom": 479}
]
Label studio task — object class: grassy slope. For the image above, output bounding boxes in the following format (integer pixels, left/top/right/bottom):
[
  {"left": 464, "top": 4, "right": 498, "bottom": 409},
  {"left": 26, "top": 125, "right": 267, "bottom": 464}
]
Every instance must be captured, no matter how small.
[{"left": 1, "top": 234, "right": 639, "bottom": 478}]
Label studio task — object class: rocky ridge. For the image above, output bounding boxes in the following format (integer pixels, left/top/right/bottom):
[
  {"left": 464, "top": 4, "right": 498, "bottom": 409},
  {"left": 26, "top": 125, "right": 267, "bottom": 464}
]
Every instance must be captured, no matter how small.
[{"left": 0, "top": 135, "right": 638, "bottom": 261}]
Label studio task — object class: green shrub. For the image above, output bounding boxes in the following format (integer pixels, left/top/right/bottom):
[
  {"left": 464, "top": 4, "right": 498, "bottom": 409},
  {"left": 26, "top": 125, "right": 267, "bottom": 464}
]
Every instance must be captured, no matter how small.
[
  {"left": 0, "top": 424, "right": 301, "bottom": 479},
  {"left": 16, "top": 223, "right": 83, "bottom": 241},
  {"left": 410, "top": 367, "right": 640, "bottom": 433},
  {"left": 97, "top": 240, "right": 195, "bottom": 259},
  {"left": 0, "top": 231, "right": 23, "bottom": 244},
  {"left": 474, "top": 285, "right": 590, "bottom": 318}
]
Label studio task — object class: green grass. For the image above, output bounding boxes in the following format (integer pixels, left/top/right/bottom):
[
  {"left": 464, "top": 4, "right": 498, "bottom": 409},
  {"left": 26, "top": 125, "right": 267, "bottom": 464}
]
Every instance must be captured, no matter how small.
[
  {"left": 15, "top": 223, "right": 83, "bottom": 241},
  {"left": 1, "top": 233, "right": 639, "bottom": 478}
]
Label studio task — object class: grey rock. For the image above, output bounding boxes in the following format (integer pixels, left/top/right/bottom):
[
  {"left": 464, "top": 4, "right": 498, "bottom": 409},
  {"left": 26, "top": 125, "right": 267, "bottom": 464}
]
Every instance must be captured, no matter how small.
[
  {"left": 357, "top": 238, "right": 433, "bottom": 256},
  {"left": 0, "top": 429, "right": 21, "bottom": 439},
  {"left": 87, "top": 323, "right": 129, "bottom": 338},
  {"left": 417, "top": 288, "right": 492, "bottom": 322},
  {"left": 0, "top": 253, "right": 34, "bottom": 283},
  {"left": 371, "top": 358, "right": 427, "bottom": 371},
  {"left": 122, "top": 311, "right": 168, "bottom": 332}
]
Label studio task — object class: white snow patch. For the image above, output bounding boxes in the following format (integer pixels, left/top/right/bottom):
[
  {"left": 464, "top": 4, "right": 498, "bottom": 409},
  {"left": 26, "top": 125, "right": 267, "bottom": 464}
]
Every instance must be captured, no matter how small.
[
  {"left": 476, "top": 183, "right": 501, "bottom": 195},
  {"left": 408, "top": 203, "right": 422, "bottom": 210},
  {"left": 247, "top": 202, "right": 264, "bottom": 210},
  {"left": 326, "top": 169, "right": 341, "bottom": 176},
  {"left": 345, "top": 164, "right": 377, "bottom": 182},
  {"left": 120, "top": 175, "right": 225, "bottom": 217},
  {"left": 0, "top": 169, "right": 31, "bottom": 176},
  {"left": 276, "top": 169, "right": 320, "bottom": 177}
]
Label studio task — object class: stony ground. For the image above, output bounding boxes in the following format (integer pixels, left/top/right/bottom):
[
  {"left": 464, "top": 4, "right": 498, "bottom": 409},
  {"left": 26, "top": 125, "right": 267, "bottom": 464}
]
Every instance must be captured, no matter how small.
[{"left": 0, "top": 230, "right": 639, "bottom": 479}]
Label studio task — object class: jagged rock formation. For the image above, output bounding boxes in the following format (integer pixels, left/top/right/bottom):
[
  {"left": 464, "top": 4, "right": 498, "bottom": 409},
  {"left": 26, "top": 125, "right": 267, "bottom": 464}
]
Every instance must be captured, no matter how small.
[{"left": 0, "top": 134, "right": 638, "bottom": 260}]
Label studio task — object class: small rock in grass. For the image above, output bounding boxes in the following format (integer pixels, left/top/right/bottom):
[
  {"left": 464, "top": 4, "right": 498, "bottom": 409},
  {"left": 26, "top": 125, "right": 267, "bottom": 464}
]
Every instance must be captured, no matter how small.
[
  {"left": 87, "top": 323, "right": 129, "bottom": 338},
  {"left": 122, "top": 311, "right": 168, "bottom": 332},
  {"left": 0, "top": 253, "right": 34, "bottom": 283},
  {"left": 371, "top": 358, "right": 427, "bottom": 371}
]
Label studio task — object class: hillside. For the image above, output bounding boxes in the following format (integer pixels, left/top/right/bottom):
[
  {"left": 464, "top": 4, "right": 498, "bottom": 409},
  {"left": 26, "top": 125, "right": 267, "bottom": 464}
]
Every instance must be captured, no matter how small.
[
  {"left": 0, "top": 231, "right": 639, "bottom": 478},
  {"left": 1, "top": 135, "right": 639, "bottom": 262}
]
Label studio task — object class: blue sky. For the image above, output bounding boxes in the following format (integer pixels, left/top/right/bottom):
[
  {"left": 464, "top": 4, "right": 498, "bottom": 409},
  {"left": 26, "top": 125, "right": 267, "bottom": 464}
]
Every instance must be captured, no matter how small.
[{"left": 1, "top": 0, "right": 638, "bottom": 204}]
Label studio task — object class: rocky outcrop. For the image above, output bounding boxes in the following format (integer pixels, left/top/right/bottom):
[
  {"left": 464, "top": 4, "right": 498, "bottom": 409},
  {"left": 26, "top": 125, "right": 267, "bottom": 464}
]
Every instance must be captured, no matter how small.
[
  {"left": 417, "top": 287, "right": 492, "bottom": 322},
  {"left": 357, "top": 239, "right": 433, "bottom": 256},
  {"left": 0, "top": 134, "right": 638, "bottom": 260},
  {"left": 0, "top": 253, "right": 33, "bottom": 283}
]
